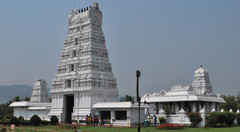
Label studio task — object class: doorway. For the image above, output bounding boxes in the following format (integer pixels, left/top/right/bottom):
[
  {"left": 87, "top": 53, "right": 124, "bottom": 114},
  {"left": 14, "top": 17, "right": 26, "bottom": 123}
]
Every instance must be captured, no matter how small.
[{"left": 65, "top": 95, "right": 74, "bottom": 123}]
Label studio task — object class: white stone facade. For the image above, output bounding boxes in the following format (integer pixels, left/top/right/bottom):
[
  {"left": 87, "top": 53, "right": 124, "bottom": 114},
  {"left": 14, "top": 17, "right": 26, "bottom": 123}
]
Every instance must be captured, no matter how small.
[
  {"left": 30, "top": 79, "right": 49, "bottom": 102},
  {"left": 48, "top": 2, "right": 118, "bottom": 122},
  {"left": 141, "top": 66, "right": 225, "bottom": 126}
]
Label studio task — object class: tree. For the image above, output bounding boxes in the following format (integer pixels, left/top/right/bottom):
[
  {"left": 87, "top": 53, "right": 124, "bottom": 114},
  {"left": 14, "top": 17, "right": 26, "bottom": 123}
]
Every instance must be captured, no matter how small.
[
  {"left": 220, "top": 96, "right": 238, "bottom": 112},
  {"left": 10, "top": 116, "right": 20, "bottom": 125},
  {"left": 30, "top": 115, "right": 41, "bottom": 126},
  {"left": 18, "top": 116, "right": 24, "bottom": 124},
  {"left": 50, "top": 115, "right": 59, "bottom": 125},
  {"left": 120, "top": 95, "right": 135, "bottom": 103},
  {"left": 23, "top": 97, "right": 30, "bottom": 101},
  {"left": 13, "top": 96, "right": 20, "bottom": 102}
]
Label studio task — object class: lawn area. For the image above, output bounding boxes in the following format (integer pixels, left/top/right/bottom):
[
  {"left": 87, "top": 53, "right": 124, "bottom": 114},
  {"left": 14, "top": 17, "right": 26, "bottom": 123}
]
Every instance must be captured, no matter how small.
[{"left": 4, "top": 125, "right": 240, "bottom": 132}]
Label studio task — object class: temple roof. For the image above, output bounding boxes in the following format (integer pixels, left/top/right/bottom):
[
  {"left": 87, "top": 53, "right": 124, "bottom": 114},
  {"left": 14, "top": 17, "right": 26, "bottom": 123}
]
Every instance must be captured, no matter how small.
[{"left": 194, "top": 66, "right": 208, "bottom": 74}]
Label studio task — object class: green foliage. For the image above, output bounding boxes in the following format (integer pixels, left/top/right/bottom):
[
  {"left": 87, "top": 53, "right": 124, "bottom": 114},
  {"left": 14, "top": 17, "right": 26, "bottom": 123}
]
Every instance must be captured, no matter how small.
[
  {"left": 30, "top": 115, "right": 41, "bottom": 126},
  {"left": 158, "top": 116, "right": 167, "bottom": 124},
  {"left": 5, "top": 113, "right": 13, "bottom": 119},
  {"left": 23, "top": 97, "right": 30, "bottom": 101},
  {"left": 225, "top": 111, "right": 235, "bottom": 126},
  {"left": 50, "top": 115, "right": 59, "bottom": 125},
  {"left": 120, "top": 95, "right": 135, "bottom": 103},
  {"left": 216, "top": 123, "right": 223, "bottom": 128},
  {"left": 220, "top": 96, "right": 238, "bottom": 112},
  {"left": 21, "top": 120, "right": 31, "bottom": 126},
  {"left": 208, "top": 111, "right": 225, "bottom": 127},
  {"left": 208, "top": 111, "right": 235, "bottom": 127},
  {"left": 18, "top": 116, "right": 24, "bottom": 123},
  {"left": 163, "top": 104, "right": 171, "bottom": 117},
  {"left": 186, "top": 112, "right": 202, "bottom": 127},
  {"left": 41, "top": 120, "right": 50, "bottom": 125},
  {"left": 0, "top": 128, "right": 6, "bottom": 132},
  {"left": 237, "top": 113, "right": 240, "bottom": 126},
  {"left": 10, "top": 116, "right": 20, "bottom": 125}
]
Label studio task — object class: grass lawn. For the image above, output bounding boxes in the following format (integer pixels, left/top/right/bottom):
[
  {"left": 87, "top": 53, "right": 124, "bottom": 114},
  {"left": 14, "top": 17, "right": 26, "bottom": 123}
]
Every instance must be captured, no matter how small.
[{"left": 5, "top": 125, "right": 240, "bottom": 132}]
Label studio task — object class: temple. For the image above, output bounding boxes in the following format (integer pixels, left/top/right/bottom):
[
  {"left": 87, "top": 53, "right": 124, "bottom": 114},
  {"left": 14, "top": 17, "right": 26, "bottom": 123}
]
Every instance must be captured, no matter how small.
[
  {"left": 141, "top": 66, "right": 225, "bottom": 126},
  {"left": 9, "top": 2, "right": 226, "bottom": 127},
  {"left": 9, "top": 79, "right": 51, "bottom": 120},
  {"left": 48, "top": 2, "right": 118, "bottom": 123}
]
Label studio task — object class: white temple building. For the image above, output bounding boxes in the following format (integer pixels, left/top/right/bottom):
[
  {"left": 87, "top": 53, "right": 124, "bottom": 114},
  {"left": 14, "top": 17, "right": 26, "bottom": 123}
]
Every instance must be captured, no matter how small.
[
  {"left": 141, "top": 66, "right": 225, "bottom": 126},
  {"left": 48, "top": 2, "right": 118, "bottom": 123},
  {"left": 9, "top": 79, "right": 51, "bottom": 120}
]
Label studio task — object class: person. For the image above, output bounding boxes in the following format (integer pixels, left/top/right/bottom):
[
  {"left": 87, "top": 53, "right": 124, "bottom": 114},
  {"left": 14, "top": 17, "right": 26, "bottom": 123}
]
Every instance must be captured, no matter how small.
[
  {"left": 96, "top": 115, "right": 99, "bottom": 126},
  {"left": 154, "top": 114, "right": 157, "bottom": 126},
  {"left": 86, "top": 115, "right": 89, "bottom": 125},
  {"left": 88, "top": 114, "right": 92, "bottom": 126},
  {"left": 147, "top": 114, "right": 151, "bottom": 127}
]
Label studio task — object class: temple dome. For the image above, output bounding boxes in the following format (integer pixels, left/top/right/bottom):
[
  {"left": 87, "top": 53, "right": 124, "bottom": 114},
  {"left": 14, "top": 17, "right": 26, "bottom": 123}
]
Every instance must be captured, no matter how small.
[{"left": 194, "top": 66, "right": 208, "bottom": 74}]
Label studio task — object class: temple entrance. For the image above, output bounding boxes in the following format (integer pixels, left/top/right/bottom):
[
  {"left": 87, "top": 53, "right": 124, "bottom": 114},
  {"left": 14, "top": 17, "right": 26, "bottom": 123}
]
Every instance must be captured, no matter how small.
[
  {"left": 100, "top": 111, "right": 111, "bottom": 125},
  {"left": 64, "top": 95, "right": 74, "bottom": 123}
]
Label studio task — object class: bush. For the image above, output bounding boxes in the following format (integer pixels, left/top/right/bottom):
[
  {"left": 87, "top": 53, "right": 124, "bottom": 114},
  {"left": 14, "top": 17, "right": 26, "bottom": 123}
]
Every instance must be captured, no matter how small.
[
  {"left": 186, "top": 112, "right": 202, "bottom": 127},
  {"left": 42, "top": 120, "right": 50, "bottom": 125},
  {"left": 18, "top": 116, "right": 24, "bottom": 124},
  {"left": 22, "top": 120, "right": 31, "bottom": 126},
  {"left": 236, "top": 113, "right": 240, "bottom": 126},
  {"left": 216, "top": 123, "right": 222, "bottom": 128},
  {"left": 30, "top": 115, "right": 41, "bottom": 126},
  {"left": 0, "top": 128, "right": 6, "bottom": 132},
  {"left": 208, "top": 111, "right": 235, "bottom": 127},
  {"left": 50, "top": 115, "right": 59, "bottom": 125},
  {"left": 225, "top": 111, "right": 235, "bottom": 126},
  {"left": 10, "top": 116, "right": 20, "bottom": 125},
  {"left": 208, "top": 111, "right": 226, "bottom": 127},
  {"left": 158, "top": 116, "right": 167, "bottom": 124}
]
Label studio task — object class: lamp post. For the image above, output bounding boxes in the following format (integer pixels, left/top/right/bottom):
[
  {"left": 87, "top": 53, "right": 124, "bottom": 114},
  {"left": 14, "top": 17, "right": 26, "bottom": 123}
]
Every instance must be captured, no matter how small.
[{"left": 136, "top": 70, "right": 141, "bottom": 132}]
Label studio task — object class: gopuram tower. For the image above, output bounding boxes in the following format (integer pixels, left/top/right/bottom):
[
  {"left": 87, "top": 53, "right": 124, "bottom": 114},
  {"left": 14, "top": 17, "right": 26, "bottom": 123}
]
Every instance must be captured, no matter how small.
[{"left": 48, "top": 2, "right": 118, "bottom": 123}]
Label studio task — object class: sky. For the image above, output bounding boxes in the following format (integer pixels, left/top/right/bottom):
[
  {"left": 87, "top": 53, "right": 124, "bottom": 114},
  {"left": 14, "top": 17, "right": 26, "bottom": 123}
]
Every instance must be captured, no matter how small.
[{"left": 0, "top": 0, "right": 239, "bottom": 97}]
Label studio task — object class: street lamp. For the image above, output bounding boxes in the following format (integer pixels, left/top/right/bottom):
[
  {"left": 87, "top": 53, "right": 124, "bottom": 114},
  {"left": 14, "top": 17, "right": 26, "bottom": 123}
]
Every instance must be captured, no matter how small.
[{"left": 136, "top": 70, "right": 141, "bottom": 132}]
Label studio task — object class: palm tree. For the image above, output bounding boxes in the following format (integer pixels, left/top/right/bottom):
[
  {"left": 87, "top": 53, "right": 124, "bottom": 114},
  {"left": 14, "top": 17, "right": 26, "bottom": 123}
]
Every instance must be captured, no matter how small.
[{"left": 120, "top": 95, "right": 135, "bottom": 103}]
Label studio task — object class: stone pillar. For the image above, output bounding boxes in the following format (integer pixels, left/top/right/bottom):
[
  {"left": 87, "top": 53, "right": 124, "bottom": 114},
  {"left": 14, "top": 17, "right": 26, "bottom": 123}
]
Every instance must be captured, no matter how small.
[
  {"left": 111, "top": 109, "right": 115, "bottom": 123},
  {"left": 200, "top": 108, "right": 206, "bottom": 127},
  {"left": 192, "top": 102, "right": 196, "bottom": 112},
  {"left": 216, "top": 104, "right": 220, "bottom": 112},
  {"left": 181, "top": 102, "right": 184, "bottom": 109},
  {"left": 199, "top": 102, "right": 202, "bottom": 111},
  {"left": 211, "top": 103, "right": 216, "bottom": 112},
  {"left": 175, "top": 103, "right": 179, "bottom": 114},
  {"left": 179, "top": 108, "right": 185, "bottom": 125},
  {"left": 159, "top": 103, "right": 163, "bottom": 110}
]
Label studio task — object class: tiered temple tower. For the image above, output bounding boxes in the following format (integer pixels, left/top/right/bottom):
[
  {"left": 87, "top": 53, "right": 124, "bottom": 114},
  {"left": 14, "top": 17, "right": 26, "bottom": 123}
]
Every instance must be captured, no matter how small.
[
  {"left": 30, "top": 79, "right": 49, "bottom": 102},
  {"left": 192, "top": 65, "right": 213, "bottom": 94},
  {"left": 48, "top": 2, "right": 118, "bottom": 123}
]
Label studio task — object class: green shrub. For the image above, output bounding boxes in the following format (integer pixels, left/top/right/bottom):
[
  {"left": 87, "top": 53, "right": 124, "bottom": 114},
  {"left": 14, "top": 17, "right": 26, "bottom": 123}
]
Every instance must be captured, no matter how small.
[
  {"left": 10, "top": 116, "right": 20, "bottom": 125},
  {"left": 225, "top": 111, "right": 235, "bottom": 126},
  {"left": 216, "top": 123, "right": 222, "bottom": 128},
  {"left": 0, "top": 128, "right": 6, "bottom": 132},
  {"left": 208, "top": 111, "right": 236, "bottom": 127},
  {"left": 18, "top": 116, "right": 24, "bottom": 124},
  {"left": 208, "top": 111, "right": 226, "bottom": 127},
  {"left": 42, "top": 120, "right": 50, "bottom": 125},
  {"left": 50, "top": 115, "right": 59, "bottom": 125},
  {"left": 158, "top": 116, "right": 167, "bottom": 124},
  {"left": 186, "top": 112, "right": 202, "bottom": 127},
  {"left": 22, "top": 120, "right": 31, "bottom": 126},
  {"left": 30, "top": 115, "right": 41, "bottom": 126},
  {"left": 236, "top": 113, "right": 240, "bottom": 126}
]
